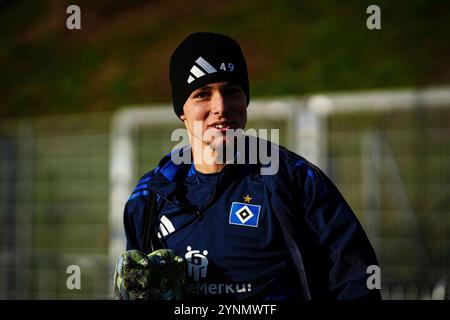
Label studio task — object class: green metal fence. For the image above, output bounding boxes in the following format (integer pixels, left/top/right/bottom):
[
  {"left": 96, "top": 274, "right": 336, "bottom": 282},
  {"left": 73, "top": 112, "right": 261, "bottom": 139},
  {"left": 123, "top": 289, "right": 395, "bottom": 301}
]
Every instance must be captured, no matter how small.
[{"left": 1, "top": 89, "right": 449, "bottom": 299}]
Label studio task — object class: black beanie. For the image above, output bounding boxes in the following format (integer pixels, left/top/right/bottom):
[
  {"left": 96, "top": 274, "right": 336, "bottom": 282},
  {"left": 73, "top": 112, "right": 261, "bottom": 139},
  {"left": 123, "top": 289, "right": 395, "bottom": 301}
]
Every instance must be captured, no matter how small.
[{"left": 169, "top": 32, "right": 250, "bottom": 118}]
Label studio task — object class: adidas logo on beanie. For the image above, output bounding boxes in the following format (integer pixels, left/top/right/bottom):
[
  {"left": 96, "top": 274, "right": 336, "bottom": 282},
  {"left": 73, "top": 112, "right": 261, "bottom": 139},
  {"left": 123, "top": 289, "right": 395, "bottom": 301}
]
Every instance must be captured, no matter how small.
[{"left": 169, "top": 32, "right": 250, "bottom": 118}]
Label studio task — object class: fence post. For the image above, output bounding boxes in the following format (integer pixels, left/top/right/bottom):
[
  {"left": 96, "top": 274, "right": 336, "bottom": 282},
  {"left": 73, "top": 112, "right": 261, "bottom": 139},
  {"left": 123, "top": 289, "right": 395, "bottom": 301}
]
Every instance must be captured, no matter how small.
[
  {"left": 296, "top": 97, "right": 329, "bottom": 172},
  {"left": 108, "top": 111, "right": 135, "bottom": 297},
  {"left": 362, "top": 131, "right": 382, "bottom": 252}
]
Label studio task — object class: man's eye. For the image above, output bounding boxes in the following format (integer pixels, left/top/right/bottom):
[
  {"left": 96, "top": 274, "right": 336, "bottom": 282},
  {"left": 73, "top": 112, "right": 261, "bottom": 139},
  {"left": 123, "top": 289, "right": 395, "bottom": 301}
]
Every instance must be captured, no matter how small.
[{"left": 194, "top": 92, "right": 210, "bottom": 99}]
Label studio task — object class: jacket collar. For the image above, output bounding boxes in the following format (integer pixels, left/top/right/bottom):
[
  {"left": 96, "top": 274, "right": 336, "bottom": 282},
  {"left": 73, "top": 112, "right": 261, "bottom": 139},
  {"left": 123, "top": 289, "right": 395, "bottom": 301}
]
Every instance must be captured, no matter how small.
[{"left": 148, "top": 144, "right": 262, "bottom": 201}]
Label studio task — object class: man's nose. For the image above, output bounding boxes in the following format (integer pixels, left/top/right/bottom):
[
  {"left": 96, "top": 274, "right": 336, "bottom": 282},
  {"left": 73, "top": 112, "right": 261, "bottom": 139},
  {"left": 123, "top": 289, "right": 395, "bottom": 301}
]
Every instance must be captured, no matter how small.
[{"left": 211, "top": 91, "right": 225, "bottom": 115}]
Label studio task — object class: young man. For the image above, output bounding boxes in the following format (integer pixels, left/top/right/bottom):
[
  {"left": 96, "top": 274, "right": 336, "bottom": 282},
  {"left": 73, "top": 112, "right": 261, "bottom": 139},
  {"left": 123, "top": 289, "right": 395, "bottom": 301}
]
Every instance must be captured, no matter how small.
[{"left": 114, "top": 32, "right": 381, "bottom": 301}]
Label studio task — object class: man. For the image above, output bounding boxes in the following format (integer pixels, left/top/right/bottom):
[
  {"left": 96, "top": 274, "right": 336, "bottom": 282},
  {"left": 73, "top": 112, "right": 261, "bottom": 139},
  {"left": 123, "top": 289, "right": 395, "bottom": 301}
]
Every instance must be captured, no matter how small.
[{"left": 114, "top": 32, "right": 381, "bottom": 301}]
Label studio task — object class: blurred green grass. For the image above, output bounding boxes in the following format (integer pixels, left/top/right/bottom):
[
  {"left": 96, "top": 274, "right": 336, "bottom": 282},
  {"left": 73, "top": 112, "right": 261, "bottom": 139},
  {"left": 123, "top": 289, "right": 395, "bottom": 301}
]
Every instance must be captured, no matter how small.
[{"left": 1, "top": 0, "right": 449, "bottom": 118}]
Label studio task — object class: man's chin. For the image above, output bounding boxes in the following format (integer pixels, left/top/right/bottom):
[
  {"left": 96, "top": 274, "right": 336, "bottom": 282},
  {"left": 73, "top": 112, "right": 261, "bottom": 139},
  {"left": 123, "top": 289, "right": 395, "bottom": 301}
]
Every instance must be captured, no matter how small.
[{"left": 207, "top": 138, "right": 227, "bottom": 151}]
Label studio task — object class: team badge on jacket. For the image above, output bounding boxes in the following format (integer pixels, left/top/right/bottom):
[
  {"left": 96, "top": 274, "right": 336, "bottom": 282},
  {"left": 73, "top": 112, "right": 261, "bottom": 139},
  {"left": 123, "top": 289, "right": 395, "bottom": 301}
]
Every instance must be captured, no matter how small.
[{"left": 229, "top": 197, "right": 261, "bottom": 227}]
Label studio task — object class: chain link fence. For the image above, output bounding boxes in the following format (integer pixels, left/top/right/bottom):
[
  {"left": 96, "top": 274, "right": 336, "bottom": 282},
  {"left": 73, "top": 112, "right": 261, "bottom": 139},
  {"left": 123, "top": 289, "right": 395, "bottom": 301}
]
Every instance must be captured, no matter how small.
[{"left": 1, "top": 88, "right": 449, "bottom": 299}]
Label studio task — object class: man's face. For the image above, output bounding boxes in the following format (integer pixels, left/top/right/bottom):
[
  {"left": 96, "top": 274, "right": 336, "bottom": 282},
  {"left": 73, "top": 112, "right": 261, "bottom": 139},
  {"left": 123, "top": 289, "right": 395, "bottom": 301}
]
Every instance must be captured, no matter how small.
[{"left": 180, "top": 81, "right": 247, "bottom": 150}]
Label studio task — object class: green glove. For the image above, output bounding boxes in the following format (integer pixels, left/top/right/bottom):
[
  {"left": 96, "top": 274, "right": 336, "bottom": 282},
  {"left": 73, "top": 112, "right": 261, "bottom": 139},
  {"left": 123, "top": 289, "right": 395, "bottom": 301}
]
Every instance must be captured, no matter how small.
[{"left": 113, "top": 249, "right": 186, "bottom": 300}]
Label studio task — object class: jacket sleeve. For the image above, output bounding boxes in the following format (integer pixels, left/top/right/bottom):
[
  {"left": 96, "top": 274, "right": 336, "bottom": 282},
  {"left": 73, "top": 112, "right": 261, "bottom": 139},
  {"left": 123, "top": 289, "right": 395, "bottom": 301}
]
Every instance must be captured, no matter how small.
[
  {"left": 124, "top": 199, "right": 143, "bottom": 251},
  {"left": 298, "top": 163, "right": 381, "bottom": 300},
  {"left": 122, "top": 170, "right": 158, "bottom": 252}
]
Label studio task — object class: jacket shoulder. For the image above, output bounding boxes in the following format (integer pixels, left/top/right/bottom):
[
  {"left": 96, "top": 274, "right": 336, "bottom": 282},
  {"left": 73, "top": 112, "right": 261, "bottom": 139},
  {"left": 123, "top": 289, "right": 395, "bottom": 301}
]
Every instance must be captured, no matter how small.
[
  {"left": 271, "top": 143, "right": 320, "bottom": 182},
  {"left": 127, "top": 170, "right": 155, "bottom": 203}
]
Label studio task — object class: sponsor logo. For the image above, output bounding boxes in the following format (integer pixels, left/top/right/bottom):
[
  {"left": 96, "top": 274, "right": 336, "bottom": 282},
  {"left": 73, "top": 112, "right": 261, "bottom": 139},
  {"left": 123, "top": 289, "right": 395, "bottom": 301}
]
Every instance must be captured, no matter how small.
[
  {"left": 186, "top": 282, "right": 252, "bottom": 295},
  {"left": 185, "top": 246, "right": 209, "bottom": 282}
]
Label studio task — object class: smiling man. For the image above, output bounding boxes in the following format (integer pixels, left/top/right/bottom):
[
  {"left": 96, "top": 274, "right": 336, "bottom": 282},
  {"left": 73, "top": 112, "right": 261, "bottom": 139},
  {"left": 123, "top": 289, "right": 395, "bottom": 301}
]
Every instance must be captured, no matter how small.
[
  {"left": 113, "top": 32, "right": 381, "bottom": 301},
  {"left": 180, "top": 80, "right": 248, "bottom": 173}
]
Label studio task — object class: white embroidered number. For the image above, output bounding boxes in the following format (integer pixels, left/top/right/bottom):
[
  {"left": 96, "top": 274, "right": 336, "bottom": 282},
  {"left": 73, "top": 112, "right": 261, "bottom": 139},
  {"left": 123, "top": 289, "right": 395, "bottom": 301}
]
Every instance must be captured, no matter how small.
[{"left": 220, "top": 63, "right": 235, "bottom": 71}]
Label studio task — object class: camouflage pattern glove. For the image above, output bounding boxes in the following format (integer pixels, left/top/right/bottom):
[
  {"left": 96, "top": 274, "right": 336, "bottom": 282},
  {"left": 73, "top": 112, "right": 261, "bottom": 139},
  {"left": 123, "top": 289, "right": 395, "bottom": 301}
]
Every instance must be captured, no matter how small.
[{"left": 113, "top": 249, "right": 186, "bottom": 300}]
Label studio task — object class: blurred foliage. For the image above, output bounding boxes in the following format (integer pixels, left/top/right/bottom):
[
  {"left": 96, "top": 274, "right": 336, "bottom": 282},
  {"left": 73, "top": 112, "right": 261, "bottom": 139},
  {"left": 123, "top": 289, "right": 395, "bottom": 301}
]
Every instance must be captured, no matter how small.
[{"left": 1, "top": 0, "right": 449, "bottom": 118}]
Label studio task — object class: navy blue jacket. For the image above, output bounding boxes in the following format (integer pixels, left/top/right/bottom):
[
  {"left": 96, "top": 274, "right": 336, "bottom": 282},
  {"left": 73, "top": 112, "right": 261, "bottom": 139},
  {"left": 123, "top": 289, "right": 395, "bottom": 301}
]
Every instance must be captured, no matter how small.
[{"left": 123, "top": 141, "right": 381, "bottom": 301}]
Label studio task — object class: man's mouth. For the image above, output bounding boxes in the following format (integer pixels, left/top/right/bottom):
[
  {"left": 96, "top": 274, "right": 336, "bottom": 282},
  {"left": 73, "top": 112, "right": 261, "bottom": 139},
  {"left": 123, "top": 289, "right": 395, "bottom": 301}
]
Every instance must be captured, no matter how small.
[{"left": 209, "top": 122, "right": 234, "bottom": 133}]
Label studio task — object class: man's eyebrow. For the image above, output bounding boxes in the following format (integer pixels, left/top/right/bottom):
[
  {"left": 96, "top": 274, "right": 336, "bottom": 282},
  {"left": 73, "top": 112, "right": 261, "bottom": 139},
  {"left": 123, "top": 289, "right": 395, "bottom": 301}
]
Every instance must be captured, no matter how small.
[
  {"left": 197, "top": 82, "right": 237, "bottom": 91},
  {"left": 196, "top": 85, "right": 214, "bottom": 91}
]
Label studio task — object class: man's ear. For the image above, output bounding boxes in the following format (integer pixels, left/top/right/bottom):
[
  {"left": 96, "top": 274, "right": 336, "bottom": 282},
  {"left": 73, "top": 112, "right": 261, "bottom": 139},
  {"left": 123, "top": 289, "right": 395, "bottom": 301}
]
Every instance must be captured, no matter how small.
[{"left": 180, "top": 114, "right": 186, "bottom": 121}]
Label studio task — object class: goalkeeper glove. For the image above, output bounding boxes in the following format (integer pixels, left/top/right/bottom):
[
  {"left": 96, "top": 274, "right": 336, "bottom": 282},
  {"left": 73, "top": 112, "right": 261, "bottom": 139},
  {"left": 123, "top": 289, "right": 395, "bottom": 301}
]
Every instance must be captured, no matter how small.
[{"left": 113, "top": 249, "right": 186, "bottom": 300}]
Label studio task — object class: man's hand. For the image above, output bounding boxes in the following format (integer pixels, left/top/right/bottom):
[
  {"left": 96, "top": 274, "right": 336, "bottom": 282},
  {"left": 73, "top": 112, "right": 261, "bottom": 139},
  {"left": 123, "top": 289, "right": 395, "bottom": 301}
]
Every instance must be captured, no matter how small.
[{"left": 113, "top": 249, "right": 186, "bottom": 300}]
